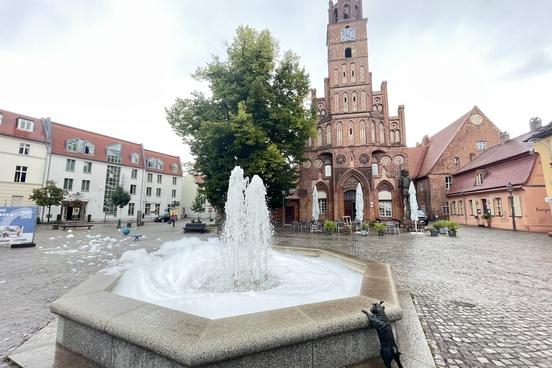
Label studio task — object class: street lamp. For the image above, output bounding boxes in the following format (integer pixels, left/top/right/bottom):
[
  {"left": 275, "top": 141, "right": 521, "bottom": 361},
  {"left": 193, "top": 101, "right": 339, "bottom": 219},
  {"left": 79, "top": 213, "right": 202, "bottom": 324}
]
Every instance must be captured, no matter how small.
[{"left": 506, "top": 182, "right": 517, "bottom": 231}]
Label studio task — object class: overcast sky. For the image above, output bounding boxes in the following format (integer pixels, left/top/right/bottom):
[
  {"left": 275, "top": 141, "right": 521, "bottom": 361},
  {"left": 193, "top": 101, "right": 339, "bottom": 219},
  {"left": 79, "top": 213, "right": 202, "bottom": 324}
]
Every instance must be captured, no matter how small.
[{"left": 1, "top": 0, "right": 551, "bottom": 163}]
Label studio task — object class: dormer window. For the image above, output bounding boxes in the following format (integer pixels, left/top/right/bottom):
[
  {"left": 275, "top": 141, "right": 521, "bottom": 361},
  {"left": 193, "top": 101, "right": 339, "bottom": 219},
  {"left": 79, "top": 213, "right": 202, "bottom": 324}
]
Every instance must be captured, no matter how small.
[
  {"left": 147, "top": 158, "right": 164, "bottom": 170},
  {"left": 84, "top": 141, "right": 95, "bottom": 155},
  {"left": 171, "top": 163, "right": 178, "bottom": 173},
  {"left": 66, "top": 139, "right": 80, "bottom": 152},
  {"left": 17, "top": 118, "right": 34, "bottom": 132},
  {"left": 130, "top": 153, "right": 140, "bottom": 164},
  {"left": 106, "top": 144, "right": 122, "bottom": 164},
  {"left": 475, "top": 170, "right": 486, "bottom": 186}
]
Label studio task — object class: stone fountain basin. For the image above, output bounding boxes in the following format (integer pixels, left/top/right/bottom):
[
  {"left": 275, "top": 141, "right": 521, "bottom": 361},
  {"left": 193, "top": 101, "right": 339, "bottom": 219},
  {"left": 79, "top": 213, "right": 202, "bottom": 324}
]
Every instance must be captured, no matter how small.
[{"left": 50, "top": 246, "right": 402, "bottom": 368}]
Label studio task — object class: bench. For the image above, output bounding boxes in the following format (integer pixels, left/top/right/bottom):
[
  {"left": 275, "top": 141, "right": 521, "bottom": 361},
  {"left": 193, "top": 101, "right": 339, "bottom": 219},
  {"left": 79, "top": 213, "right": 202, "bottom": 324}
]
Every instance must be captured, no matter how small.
[
  {"left": 61, "top": 223, "right": 94, "bottom": 231},
  {"left": 130, "top": 234, "right": 144, "bottom": 241},
  {"left": 183, "top": 223, "right": 207, "bottom": 233}
]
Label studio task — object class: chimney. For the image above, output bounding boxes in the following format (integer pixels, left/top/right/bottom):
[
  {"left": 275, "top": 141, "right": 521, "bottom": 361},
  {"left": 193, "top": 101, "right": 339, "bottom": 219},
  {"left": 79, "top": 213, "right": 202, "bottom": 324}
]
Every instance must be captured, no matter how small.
[
  {"left": 529, "top": 117, "right": 542, "bottom": 132},
  {"left": 500, "top": 131, "right": 510, "bottom": 145}
]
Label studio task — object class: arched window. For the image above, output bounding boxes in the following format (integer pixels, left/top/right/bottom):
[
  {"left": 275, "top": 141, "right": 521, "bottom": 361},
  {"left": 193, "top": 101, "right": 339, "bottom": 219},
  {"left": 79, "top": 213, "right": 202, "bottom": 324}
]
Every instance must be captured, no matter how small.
[
  {"left": 350, "top": 63, "right": 356, "bottom": 82},
  {"left": 321, "top": 109, "right": 326, "bottom": 116},
  {"left": 341, "top": 64, "right": 347, "bottom": 84},
  {"left": 343, "top": 3, "right": 350, "bottom": 19},
  {"left": 379, "top": 122, "right": 385, "bottom": 144},
  {"left": 337, "top": 122, "right": 343, "bottom": 145},
  {"left": 360, "top": 90, "right": 366, "bottom": 111},
  {"left": 334, "top": 93, "right": 340, "bottom": 113},
  {"left": 326, "top": 124, "right": 332, "bottom": 145},
  {"left": 360, "top": 65, "right": 366, "bottom": 82},
  {"left": 318, "top": 190, "right": 328, "bottom": 213},
  {"left": 348, "top": 121, "right": 354, "bottom": 145},
  {"left": 334, "top": 8, "right": 338, "bottom": 23},
  {"left": 359, "top": 120, "right": 367, "bottom": 144},
  {"left": 378, "top": 104, "right": 383, "bottom": 113},
  {"left": 378, "top": 191, "right": 392, "bottom": 218},
  {"left": 345, "top": 48, "right": 352, "bottom": 58},
  {"left": 355, "top": 3, "right": 360, "bottom": 19},
  {"left": 370, "top": 121, "right": 376, "bottom": 142},
  {"left": 343, "top": 93, "right": 349, "bottom": 112},
  {"left": 352, "top": 91, "right": 357, "bottom": 112},
  {"left": 333, "top": 68, "right": 339, "bottom": 86},
  {"left": 317, "top": 128, "right": 323, "bottom": 147},
  {"left": 394, "top": 129, "right": 401, "bottom": 143}
]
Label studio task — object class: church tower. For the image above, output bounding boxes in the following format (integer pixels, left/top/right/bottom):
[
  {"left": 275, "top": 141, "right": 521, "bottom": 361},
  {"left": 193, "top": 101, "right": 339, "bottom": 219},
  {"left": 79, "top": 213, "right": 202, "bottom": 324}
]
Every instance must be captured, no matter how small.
[{"left": 294, "top": 0, "right": 410, "bottom": 224}]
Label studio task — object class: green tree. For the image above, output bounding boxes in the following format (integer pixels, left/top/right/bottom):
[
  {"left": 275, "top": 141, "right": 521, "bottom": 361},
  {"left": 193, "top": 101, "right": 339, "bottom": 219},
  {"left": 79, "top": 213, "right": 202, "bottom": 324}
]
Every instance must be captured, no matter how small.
[
  {"left": 29, "top": 180, "right": 65, "bottom": 222},
  {"left": 191, "top": 191, "right": 206, "bottom": 222},
  {"left": 110, "top": 186, "right": 131, "bottom": 221},
  {"left": 166, "top": 26, "right": 315, "bottom": 210}
]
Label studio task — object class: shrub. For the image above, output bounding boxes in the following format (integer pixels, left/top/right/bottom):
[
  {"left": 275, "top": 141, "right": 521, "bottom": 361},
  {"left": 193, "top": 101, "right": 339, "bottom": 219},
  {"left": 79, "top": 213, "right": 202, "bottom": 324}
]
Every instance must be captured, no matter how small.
[
  {"left": 445, "top": 220, "right": 459, "bottom": 232},
  {"left": 372, "top": 222, "right": 386, "bottom": 233},
  {"left": 324, "top": 220, "right": 336, "bottom": 233}
]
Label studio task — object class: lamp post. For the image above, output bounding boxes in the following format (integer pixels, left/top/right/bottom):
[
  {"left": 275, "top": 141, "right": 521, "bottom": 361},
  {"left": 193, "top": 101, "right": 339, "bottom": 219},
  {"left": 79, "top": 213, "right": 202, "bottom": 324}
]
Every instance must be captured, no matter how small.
[
  {"left": 507, "top": 182, "right": 517, "bottom": 231},
  {"left": 281, "top": 190, "right": 286, "bottom": 231}
]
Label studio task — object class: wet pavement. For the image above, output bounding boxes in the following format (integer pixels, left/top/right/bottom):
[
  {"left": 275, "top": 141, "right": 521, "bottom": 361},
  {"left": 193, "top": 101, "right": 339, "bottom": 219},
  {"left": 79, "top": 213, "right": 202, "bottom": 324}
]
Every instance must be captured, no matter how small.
[
  {"left": 276, "top": 227, "right": 552, "bottom": 368},
  {"left": 1, "top": 223, "right": 551, "bottom": 367}
]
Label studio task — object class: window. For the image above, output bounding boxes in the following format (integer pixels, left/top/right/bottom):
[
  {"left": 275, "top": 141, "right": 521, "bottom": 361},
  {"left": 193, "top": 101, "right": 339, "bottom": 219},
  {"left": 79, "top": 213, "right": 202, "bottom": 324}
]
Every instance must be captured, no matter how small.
[
  {"left": 128, "top": 203, "right": 135, "bottom": 216},
  {"left": 155, "top": 204, "right": 161, "bottom": 214},
  {"left": 147, "top": 158, "right": 164, "bottom": 170},
  {"left": 81, "top": 180, "right": 90, "bottom": 192},
  {"left": 324, "top": 164, "right": 332, "bottom": 177},
  {"left": 512, "top": 196, "right": 522, "bottom": 217},
  {"left": 378, "top": 191, "right": 392, "bottom": 217},
  {"left": 145, "top": 203, "right": 151, "bottom": 215},
  {"left": 475, "top": 172, "right": 484, "bottom": 186},
  {"left": 348, "top": 121, "right": 354, "bottom": 144},
  {"left": 157, "top": 174, "right": 162, "bottom": 184},
  {"left": 132, "top": 169, "right": 138, "bottom": 179},
  {"left": 318, "top": 190, "right": 327, "bottom": 214},
  {"left": 130, "top": 153, "right": 140, "bottom": 164},
  {"left": 172, "top": 177, "right": 177, "bottom": 185},
  {"left": 14, "top": 166, "right": 28, "bottom": 183},
  {"left": 345, "top": 48, "right": 352, "bottom": 58},
  {"left": 451, "top": 201, "right": 457, "bottom": 215},
  {"left": 476, "top": 141, "right": 487, "bottom": 152},
  {"left": 458, "top": 200, "right": 464, "bottom": 215},
  {"left": 63, "top": 178, "right": 73, "bottom": 191},
  {"left": 156, "top": 188, "right": 162, "bottom": 197},
  {"left": 66, "top": 139, "right": 79, "bottom": 152},
  {"left": 379, "top": 122, "right": 385, "bottom": 144},
  {"left": 494, "top": 198, "right": 503, "bottom": 216},
  {"left": 103, "top": 165, "right": 121, "bottom": 216},
  {"left": 326, "top": 124, "right": 332, "bottom": 145},
  {"left": 372, "top": 163, "right": 379, "bottom": 176},
  {"left": 84, "top": 142, "right": 95, "bottom": 155},
  {"left": 11, "top": 195, "right": 23, "bottom": 205},
  {"left": 146, "top": 187, "right": 152, "bottom": 196},
  {"left": 130, "top": 185, "right": 137, "bottom": 195},
  {"left": 442, "top": 202, "right": 450, "bottom": 215},
  {"left": 469, "top": 200, "right": 474, "bottom": 215},
  {"left": 83, "top": 161, "right": 92, "bottom": 174},
  {"left": 343, "top": 3, "right": 350, "bottom": 19},
  {"left": 453, "top": 157, "right": 460, "bottom": 166},
  {"left": 316, "top": 128, "right": 323, "bottom": 146},
  {"left": 17, "top": 118, "right": 34, "bottom": 132},
  {"left": 171, "top": 164, "right": 178, "bottom": 173},
  {"left": 336, "top": 122, "right": 343, "bottom": 145},
  {"left": 172, "top": 189, "right": 177, "bottom": 198},
  {"left": 66, "top": 159, "right": 76, "bottom": 172},
  {"left": 106, "top": 144, "right": 122, "bottom": 164},
  {"left": 0, "top": 113, "right": 3, "bottom": 125},
  {"left": 147, "top": 173, "right": 153, "bottom": 183},
  {"left": 445, "top": 176, "right": 452, "bottom": 191},
  {"left": 19, "top": 143, "right": 30, "bottom": 155}
]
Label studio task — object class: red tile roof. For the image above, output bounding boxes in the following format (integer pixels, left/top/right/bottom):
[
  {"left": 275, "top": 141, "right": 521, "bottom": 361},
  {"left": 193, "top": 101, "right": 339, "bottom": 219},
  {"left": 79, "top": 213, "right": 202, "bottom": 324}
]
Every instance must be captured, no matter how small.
[
  {"left": 454, "top": 132, "right": 533, "bottom": 175},
  {"left": 144, "top": 149, "right": 182, "bottom": 176},
  {"left": 51, "top": 123, "right": 144, "bottom": 169},
  {"left": 0, "top": 108, "right": 48, "bottom": 143},
  {"left": 448, "top": 154, "right": 536, "bottom": 195},
  {"left": 405, "top": 146, "right": 428, "bottom": 178},
  {"left": 416, "top": 110, "right": 472, "bottom": 178}
]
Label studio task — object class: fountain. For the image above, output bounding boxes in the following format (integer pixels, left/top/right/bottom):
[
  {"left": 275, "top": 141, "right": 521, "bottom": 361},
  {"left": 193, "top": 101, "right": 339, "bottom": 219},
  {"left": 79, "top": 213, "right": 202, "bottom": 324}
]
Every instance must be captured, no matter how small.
[{"left": 51, "top": 167, "right": 402, "bottom": 367}]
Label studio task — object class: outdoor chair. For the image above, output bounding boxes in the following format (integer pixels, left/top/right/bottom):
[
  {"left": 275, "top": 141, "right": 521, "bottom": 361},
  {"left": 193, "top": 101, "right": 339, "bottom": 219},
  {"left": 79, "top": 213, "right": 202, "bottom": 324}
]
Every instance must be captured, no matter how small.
[
  {"left": 311, "top": 222, "right": 322, "bottom": 233},
  {"left": 384, "top": 221, "right": 400, "bottom": 234},
  {"left": 292, "top": 221, "right": 300, "bottom": 232},
  {"left": 300, "top": 221, "right": 309, "bottom": 232}
]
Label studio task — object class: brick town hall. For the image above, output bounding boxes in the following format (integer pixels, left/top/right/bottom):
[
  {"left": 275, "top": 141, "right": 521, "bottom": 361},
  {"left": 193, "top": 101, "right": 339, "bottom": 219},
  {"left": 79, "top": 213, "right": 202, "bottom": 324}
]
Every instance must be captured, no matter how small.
[{"left": 286, "top": 0, "right": 504, "bottom": 224}]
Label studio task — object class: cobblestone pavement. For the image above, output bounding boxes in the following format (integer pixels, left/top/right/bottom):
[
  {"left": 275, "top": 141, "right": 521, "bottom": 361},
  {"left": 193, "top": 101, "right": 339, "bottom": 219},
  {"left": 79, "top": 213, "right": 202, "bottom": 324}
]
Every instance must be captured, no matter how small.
[
  {"left": 1, "top": 224, "right": 551, "bottom": 368},
  {"left": 276, "top": 227, "right": 552, "bottom": 368}
]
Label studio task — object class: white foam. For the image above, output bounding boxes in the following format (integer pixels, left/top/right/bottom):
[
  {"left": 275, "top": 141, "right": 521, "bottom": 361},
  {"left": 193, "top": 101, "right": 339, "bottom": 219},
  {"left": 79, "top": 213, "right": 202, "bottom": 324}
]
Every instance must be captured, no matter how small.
[{"left": 110, "top": 237, "right": 362, "bottom": 319}]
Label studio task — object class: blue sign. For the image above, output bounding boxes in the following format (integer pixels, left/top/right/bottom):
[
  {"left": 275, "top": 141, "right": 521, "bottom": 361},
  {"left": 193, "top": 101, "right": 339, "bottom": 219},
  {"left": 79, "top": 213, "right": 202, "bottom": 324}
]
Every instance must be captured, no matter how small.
[{"left": 0, "top": 206, "right": 38, "bottom": 246}]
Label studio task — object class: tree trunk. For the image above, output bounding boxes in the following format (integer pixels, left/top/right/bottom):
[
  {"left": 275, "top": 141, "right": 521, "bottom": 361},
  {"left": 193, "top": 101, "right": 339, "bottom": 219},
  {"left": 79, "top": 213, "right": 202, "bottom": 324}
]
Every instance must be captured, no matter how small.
[{"left": 47, "top": 206, "right": 51, "bottom": 223}]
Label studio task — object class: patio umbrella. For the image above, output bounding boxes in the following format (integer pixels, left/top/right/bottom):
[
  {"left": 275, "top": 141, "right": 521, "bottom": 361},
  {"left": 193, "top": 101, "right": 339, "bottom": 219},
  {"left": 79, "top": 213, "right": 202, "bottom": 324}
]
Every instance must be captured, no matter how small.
[
  {"left": 355, "top": 183, "right": 364, "bottom": 224},
  {"left": 312, "top": 186, "right": 320, "bottom": 222},
  {"left": 409, "top": 181, "right": 420, "bottom": 232}
]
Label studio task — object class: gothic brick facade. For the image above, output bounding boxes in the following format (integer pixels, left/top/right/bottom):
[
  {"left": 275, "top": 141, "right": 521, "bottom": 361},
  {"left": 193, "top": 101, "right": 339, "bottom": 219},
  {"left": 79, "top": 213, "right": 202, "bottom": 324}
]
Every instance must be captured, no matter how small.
[{"left": 290, "top": 0, "right": 412, "bottom": 223}]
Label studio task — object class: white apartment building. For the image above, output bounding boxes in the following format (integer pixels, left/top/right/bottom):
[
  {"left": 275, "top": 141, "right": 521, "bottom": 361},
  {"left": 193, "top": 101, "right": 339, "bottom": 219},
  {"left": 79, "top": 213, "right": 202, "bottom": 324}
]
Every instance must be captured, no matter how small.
[
  {"left": 0, "top": 109, "right": 49, "bottom": 206},
  {"left": 181, "top": 174, "right": 217, "bottom": 222},
  {"left": 0, "top": 108, "right": 183, "bottom": 222}
]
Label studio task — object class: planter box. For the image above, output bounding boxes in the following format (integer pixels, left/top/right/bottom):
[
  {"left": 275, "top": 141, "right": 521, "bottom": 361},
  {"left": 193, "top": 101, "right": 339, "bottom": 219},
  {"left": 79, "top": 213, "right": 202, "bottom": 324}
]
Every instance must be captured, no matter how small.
[{"left": 430, "top": 230, "right": 439, "bottom": 237}]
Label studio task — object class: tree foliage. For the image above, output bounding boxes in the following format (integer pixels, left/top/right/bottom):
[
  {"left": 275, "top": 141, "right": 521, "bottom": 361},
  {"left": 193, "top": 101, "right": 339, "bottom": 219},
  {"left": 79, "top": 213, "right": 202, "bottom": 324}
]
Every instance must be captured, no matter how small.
[
  {"left": 191, "top": 191, "right": 206, "bottom": 221},
  {"left": 110, "top": 186, "right": 131, "bottom": 210},
  {"left": 29, "top": 180, "right": 65, "bottom": 222},
  {"left": 167, "top": 26, "right": 315, "bottom": 210}
]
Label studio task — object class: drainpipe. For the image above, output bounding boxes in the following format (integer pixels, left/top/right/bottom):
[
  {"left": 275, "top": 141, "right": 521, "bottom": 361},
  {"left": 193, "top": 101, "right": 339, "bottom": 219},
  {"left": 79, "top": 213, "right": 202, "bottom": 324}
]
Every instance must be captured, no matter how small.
[{"left": 462, "top": 192, "right": 467, "bottom": 225}]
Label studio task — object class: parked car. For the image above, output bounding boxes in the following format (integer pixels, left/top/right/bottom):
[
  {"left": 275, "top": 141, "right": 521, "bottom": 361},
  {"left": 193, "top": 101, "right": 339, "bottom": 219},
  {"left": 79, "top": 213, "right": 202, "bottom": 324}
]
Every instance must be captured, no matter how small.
[
  {"left": 154, "top": 213, "right": 171, "bottom": 223},
  {"left": 414, "top": 210, "right": 428, "bottom": 225}
]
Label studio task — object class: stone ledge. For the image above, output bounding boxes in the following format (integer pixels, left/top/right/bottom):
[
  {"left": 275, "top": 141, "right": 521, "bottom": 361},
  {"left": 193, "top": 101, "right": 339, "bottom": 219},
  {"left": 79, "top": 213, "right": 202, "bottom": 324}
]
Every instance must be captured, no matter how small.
[{"left": 51, "top": 246, "right": 402, "bottom": 367}]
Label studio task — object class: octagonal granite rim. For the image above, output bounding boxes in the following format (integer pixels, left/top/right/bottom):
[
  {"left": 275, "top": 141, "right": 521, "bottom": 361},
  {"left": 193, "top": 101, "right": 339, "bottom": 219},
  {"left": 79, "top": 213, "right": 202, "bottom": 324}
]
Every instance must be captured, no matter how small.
[{"left": 51, "top": 245, "right": 402, "bottom": 367}]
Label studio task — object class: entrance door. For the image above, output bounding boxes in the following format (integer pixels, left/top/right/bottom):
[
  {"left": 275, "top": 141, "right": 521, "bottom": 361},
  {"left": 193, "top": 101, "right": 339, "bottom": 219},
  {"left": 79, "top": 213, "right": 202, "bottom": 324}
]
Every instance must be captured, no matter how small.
[
  {"left": 344, "top": 190, "right": 356, "bottom": 219},
  {"left": 285, "top": 206, "right": 295, "bottom": 224}
]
